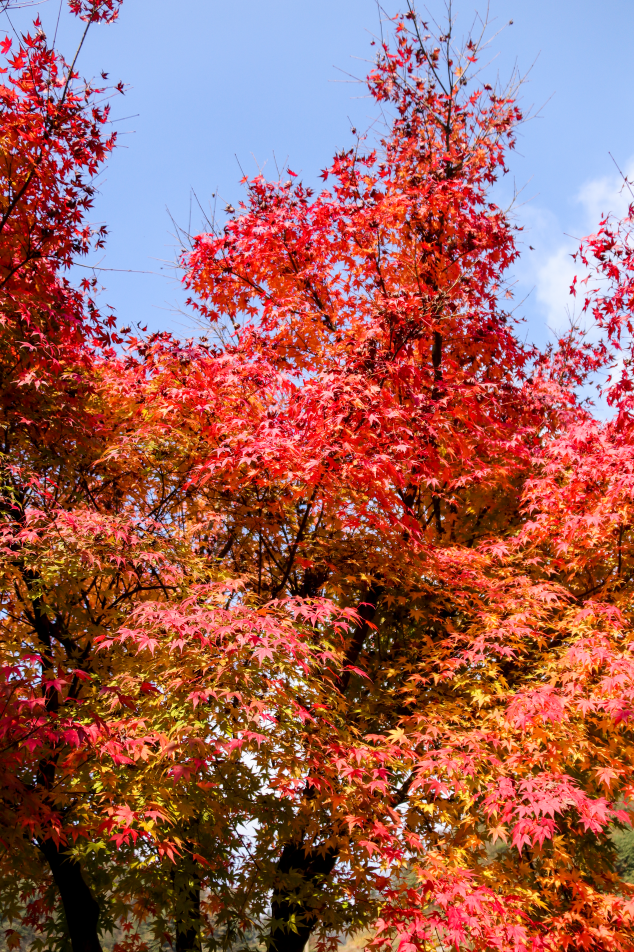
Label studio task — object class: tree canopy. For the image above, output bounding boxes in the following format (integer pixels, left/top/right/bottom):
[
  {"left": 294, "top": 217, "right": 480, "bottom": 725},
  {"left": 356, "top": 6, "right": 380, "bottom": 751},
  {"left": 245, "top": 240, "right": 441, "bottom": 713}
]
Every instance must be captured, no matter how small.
[{"left": 2, "top": 3, "right": 634, "bottom": 952}]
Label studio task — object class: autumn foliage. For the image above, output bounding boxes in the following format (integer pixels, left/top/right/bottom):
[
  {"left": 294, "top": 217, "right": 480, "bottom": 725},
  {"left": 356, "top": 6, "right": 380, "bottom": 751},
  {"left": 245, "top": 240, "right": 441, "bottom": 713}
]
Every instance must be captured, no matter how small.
[{"left": 1, "top": 2, "right": 634, "bottom": 952}]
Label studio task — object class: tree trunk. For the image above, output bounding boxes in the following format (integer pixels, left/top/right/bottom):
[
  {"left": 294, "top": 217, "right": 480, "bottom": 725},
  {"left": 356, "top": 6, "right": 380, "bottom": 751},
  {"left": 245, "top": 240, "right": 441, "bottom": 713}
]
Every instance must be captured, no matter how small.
[
  {"left": 268, "top": 589, "right": 380, "bottom": 952},
  {"left": 39, "top": 838, "right": 102, "bottom": 952},
  {"left": 269, "top": 842, "right": 338, "bottom": 952},
  {"left": 173, "top": 861, "right": 201, "bottom": 952}
]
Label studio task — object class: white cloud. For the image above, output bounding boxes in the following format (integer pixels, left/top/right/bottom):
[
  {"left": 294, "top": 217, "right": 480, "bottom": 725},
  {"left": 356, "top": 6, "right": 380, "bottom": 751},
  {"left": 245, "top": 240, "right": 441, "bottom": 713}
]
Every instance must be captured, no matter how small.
[
  {"left": 514, "top": 160, "right": 634, "bottom": 335},
  {"left": 534, "top": 244, "right": 579, "bottom": 332},
  {"left": 576, "top": 160, "right": 634, "bottom": 226}
]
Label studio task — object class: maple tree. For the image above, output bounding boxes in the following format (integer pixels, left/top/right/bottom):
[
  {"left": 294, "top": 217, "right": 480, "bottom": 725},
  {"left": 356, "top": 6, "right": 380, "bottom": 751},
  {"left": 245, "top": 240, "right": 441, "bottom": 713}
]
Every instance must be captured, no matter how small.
[
  {"left": 2, "top": 2, "right": 634, "bottom": 952},
  {"left": 0, "top": 10, "right": 362, "bottom": 952},
  {"left": 159, "top": 9, "right": 634, "bottom": 950},
  {"left": 0, "top": 1, "right": 178, "bottom": 949}
]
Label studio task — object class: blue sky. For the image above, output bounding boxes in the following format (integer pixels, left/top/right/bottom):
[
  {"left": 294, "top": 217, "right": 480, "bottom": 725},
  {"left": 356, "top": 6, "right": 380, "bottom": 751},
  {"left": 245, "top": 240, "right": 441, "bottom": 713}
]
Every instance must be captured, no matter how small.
[{"left": 4, "top": 0, "right": 634, "bottom": 344}]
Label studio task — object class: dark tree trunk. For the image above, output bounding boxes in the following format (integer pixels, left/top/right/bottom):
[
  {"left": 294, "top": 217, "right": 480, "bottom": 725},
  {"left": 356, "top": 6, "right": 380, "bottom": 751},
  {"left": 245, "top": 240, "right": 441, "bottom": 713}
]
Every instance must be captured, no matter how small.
[
  {"left": 39, "top": 838, "right": 102, "bottom": 952},
  {"left": 173, "top": 862, "right": 201, "bottom": 952},
  {"left": 269, "top": 589, "right": 380, "bottom": 952},
  {"left": 269, "top": 841, "right": 338, "bottom": 952}
]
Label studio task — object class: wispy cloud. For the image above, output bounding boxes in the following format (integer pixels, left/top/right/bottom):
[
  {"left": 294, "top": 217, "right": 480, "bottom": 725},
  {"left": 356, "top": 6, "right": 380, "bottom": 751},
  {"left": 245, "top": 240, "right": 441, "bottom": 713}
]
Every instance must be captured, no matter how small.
[
  {"left": 534, "top": 243, "right": 578, "bottom": 331},
  {"left": 576, "top": 161, "right": 634, "bottom": 225},
  {"left": 513, "top": 160, "right": 634, "bottom": 338}
]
